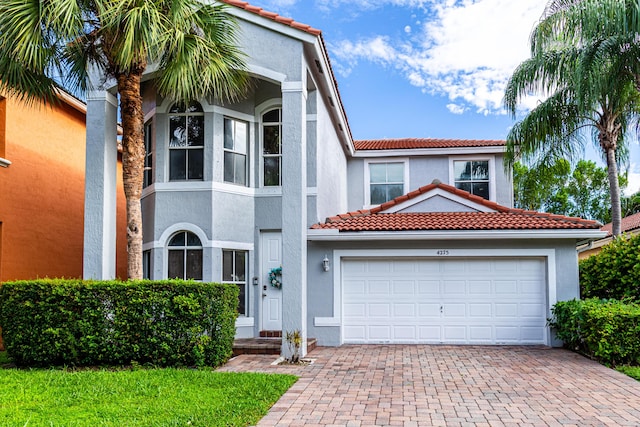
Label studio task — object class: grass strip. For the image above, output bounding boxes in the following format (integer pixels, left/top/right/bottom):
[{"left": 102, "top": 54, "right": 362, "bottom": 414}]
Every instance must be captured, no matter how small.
[
  {"left": 617, "top": 366, "right": 640, "bottom": 381},
  {"left": 0, "top": 356, "right": 296, "bottom": 426}
]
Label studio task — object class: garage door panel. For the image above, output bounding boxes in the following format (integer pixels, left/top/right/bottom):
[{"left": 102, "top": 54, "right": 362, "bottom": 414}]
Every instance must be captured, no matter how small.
[
  {"left": 469, "top": 280, "right": 492, "bottom": 294},
  {"left": 394, "top": 326, "right": 417, "bottom": 340},
  {"left": 443, "top": 326, "right": 467, "bottom": 341},
  {"left": 393, "top": 280, "right": 415, "bottom": 294},
  {"left": 417, "top": 280, "right": 440, "bottom": 294},
  {"left": 369, "top": 280, "right": 391, "bottom": 294},
  {"left": 444, "top": 280, "right": 466, "bottom": 294},
  {"left": 495, "top": 280, "right": 518, "bottom": 294},
  {"left": 418, "top": 303, "right": 441, "bottom": 317},
  {"left": 495, "top": 303, "right": 518, "bottom": 317},
  {"left": 393, "top": 303, "right": 416, "bottom": 316},
  {"left": 344, "top": 302, "right": 366, "bottom": 317},
  {"left": 344, "top": 279, "right": 366, "bottom": 295},
  {"left": 469, "top": 326, "right": 493, "bottom": 341},
  {"left": 521, "top": 303, "right": 544, "bottom": 317},
  {"left": 444, "top": 304, "right": 466, "bottom": 317},
  {"left": 369, "top": 325, "right": 392, "bottom": 340},
  {"left": 342, "top": 258, "right": 547, "bottom": 345},
  {"left": 469, "top": 303, "right": 492, "bottom": 317},
  {"left": 369, "top": 303, "right": 390, "bottom": 317}
]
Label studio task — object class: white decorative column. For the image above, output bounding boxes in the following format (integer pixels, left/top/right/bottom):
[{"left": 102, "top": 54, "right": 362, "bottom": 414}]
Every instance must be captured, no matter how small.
[
  {"left": 281, "top": 80, "right": 308, "bottom": 357},
  {"left": 83, "top": 90, "right": 118, "bottom": 279}
]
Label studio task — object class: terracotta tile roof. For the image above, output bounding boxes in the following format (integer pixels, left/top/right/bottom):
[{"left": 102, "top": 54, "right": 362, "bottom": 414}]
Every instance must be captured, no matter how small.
[
  {"left": 354, "top": 138, "right": 506, "bottom": 150},
  {"left": 220, "top": 0, "right": 321, "bottom": 35},
  {"left": 311, "top": 182, "right": 601, "bottom": 232},
  {"left": 601, "top": 211, "right": 640, "bottom": 236}
]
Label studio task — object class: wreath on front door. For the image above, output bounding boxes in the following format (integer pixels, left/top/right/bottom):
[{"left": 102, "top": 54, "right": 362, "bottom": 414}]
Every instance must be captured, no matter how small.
[{"left": 268, "top": 266, "right": 282, "bottom": 289}]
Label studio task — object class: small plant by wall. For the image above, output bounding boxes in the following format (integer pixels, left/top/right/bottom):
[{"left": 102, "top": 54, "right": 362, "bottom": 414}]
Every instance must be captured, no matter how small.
[{"left": 0, "top": 279, "right": 238, "bottom": 368}]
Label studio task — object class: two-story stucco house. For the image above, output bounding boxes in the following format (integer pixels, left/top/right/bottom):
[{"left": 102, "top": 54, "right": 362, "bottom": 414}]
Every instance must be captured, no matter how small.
[{"left": 83, "top": 0, "right": 605, "bottom": 356}]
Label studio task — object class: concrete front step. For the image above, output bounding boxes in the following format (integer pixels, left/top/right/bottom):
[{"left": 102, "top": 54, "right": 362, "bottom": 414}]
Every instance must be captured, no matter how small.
[{"left": 232, "top": 337, "right": 317, "bottom": 356}]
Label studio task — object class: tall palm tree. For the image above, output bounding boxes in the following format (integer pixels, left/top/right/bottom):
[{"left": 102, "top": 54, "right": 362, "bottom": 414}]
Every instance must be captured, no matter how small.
[
  {"left": 0, "top": 0, "right": 248, "bottom": 278},
  {"left": 504, "top": 0, "right": 640, "bottom": 237}
]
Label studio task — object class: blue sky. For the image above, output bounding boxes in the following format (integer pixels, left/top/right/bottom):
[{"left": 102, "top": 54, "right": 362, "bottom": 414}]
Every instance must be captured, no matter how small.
[{"left": 246, "top": 0, "right": 640, "bottom": 195}]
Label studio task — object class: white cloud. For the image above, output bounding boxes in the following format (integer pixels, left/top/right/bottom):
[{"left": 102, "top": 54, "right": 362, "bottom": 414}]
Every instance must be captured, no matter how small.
[
  {"left": 404, "top": 25, "right": 411, "bottom": 33},
  {"left": 446, "top": 103, "right": 466, "bottom": 114},
  {"left": 330, "top": 0, "right": 548, "bottom": 114},
  {"left": 625, "top": 163, "right": 640, "bottom": 196}
]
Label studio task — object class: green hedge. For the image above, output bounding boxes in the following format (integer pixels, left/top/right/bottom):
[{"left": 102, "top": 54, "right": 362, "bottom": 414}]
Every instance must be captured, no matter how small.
[
  {"left": 580, "top": 234, "right": 640, "bottom": 300},
  {"left": 550, "top": 298, "right": 640, "bottom": 366},
  {"left": 0, "top": 279, "right": 238, "bottom": 368}
]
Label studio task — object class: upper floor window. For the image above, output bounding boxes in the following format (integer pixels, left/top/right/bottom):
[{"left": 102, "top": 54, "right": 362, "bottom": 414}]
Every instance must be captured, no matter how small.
[
  {"left": 143, "top": 120, "right": 153, "bottom": 188},
  {"left": 167, "top": 231, "right": 202, "bottom": 280},
  {"left": 368, "top": 162, "right": 405, "bottom": 205},
  {"left": 222, "top": 249, "right": 247, "bottom": 316},
  {"left": 453, "top": 160, "right": 490, "bottom": 199},
  {"left": 224, "top": 117, "right": 248, "bottom": 186},
  {"left": 262, "top": 108, "right": 282, "bottom": 186},
  {"left": 168, "top": 101, "right": 204, "bottom": 181}
]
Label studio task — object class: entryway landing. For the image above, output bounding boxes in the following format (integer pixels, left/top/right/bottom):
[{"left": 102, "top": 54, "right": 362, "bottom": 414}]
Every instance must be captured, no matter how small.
[{"left": 232, "top": 337, "right": 317, "bottom": 357}]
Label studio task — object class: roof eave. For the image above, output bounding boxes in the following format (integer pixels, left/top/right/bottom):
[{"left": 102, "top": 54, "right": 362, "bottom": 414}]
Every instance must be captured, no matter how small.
[
  {"left": 307, "top": 229, "right": 607, "bottom": 241},
  {"left": 352, "top": 145, "right": 506, "bottom": 157}
]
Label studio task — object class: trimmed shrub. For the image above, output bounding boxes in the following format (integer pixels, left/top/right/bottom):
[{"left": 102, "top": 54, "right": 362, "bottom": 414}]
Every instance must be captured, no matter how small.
[
  {"left": 580, "top": 234, "right": 640, "bottom": 300},
  {"left": 0, "top": 279, "right": 238, "bottom": 368},
  {"left": 550, "top": 298, "right": 640, "bottom": 366}
]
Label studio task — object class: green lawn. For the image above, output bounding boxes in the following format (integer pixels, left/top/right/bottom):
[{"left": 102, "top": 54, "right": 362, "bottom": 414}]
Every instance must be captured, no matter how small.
[
  {"left": 0, "top": 352, "right": 296, "bottom": 426},
  {"left": 617, "top": 366, "right": 640, "bottom": 381}
]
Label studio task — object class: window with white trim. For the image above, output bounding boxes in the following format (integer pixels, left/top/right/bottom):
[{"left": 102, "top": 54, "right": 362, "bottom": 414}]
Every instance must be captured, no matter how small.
[
  {"left": 222, "top": 249, "right": 247, "bottom": 316},
  {"left": 143, "top": 249, "right": 152, "bottom": 279},
  {"left": 167, "top": 231, "right": 202, "bottom": 280},
  {"left": 223, "top": 117, "right": 248, "bottom": 186},
  {"left": 168, "top": 101, "right": 204, "bottom": 181},
  {"left": 368, "top": 162, "right": 405, "bottom": 205},
  {"left": 453, "top": 160, "right": 490, "bottom": 199},
  {"left": 262, "top": 108, "right": 282, "bottom": 186},
  {"left": 143, "top": 120, "right": 153, "bottom": 188}
]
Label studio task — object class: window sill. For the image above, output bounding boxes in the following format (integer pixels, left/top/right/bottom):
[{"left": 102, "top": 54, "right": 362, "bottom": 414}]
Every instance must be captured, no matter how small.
[{"left": 236, "top": 317, "right": 254, "bottom": 327}]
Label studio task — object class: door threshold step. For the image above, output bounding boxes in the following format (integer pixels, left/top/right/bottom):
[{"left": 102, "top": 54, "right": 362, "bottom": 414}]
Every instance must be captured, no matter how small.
[{"left": 233, "top": 337, "right": 317, "bottom": 356}]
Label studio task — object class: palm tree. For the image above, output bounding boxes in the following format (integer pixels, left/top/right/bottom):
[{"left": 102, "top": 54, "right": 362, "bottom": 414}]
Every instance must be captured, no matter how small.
[
  {"left": 0, "top": 0, "right": 248, "bottom": 278},
  {"left": 504, "top": 0, "right": 640, "bottom": 237}
]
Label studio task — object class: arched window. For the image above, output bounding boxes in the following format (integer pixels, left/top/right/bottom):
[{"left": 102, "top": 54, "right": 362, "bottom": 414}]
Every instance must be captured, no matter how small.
[
  {"left": 262, "top": 108, "right": 282, "bottom": 186},
  {"left": 168, "top": 101, "right": 204, "bottom": 181},
  {"left": 167, "top": 231, "right": 203, "bottom": 280}
]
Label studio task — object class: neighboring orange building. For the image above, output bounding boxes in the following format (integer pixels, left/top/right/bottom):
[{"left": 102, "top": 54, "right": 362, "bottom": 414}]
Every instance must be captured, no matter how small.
[
  {"left": 577, "top": 211, "right": 640, "bottom": 259},
  {"left": 0, "top": 91, "right": 127, "bottom": 281}
]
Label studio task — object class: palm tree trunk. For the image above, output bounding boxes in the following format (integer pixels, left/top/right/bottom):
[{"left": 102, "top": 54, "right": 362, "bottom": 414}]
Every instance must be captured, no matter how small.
[
  {"left": 117, "top": 72, "right": 145, "bottom": 279},
  {"left": 605, "top": 147, "right": 622, "bottom": 237}
]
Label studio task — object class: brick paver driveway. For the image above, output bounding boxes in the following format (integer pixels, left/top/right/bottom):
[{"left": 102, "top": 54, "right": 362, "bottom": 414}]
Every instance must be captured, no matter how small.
[{"left": 218, "top": 345, "right": 640, "bottom": 426}]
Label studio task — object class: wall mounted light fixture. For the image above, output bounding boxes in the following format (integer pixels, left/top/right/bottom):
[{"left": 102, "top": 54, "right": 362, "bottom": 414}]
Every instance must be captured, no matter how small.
[{"left": 322, "top": 255, "right": 330, "bottom": 272}]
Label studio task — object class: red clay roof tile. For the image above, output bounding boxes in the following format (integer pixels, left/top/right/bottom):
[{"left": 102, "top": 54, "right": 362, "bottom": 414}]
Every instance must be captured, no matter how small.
[
  {"left": 219, "top": 0, "right": 322, "bottom": 35},
  {"left": 311, "top": 182, "right": 601, "bottom": 232},
  {"left": 601, "top": 211, "right": 640, "bottom": 236},
  {"left": 354, "top": 138, "right": 506, "bottom": 151}
]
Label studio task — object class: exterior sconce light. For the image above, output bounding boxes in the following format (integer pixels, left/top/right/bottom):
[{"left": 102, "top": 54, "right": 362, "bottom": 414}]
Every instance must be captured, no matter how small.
[
  {"left": 322, "top": 255, "right": 330, "bottom": 272},
  {"left": 252, "top": 276, "right": 259, "bottom": 286}
]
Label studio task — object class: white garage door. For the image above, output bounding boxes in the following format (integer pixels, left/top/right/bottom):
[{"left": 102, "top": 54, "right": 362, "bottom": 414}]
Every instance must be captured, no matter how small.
[{"left": 342, "top": 257, "right": 547, "bottom": 344}]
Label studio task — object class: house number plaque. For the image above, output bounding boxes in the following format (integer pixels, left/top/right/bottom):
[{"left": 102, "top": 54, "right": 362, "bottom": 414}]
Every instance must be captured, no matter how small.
[{"left": 436, "top": 250, "right": 450, "bottom": 256}]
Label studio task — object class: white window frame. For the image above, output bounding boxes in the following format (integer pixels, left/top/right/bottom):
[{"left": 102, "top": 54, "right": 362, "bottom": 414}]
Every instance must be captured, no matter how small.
[
  {"left": 221, "top": 249, "right": 249, "bottom": 317},
  {"left": 448, "top": 155, "right": 496, "bottom": 202},
  {"left": 167, "top": 101, "right": 205, "bottom": 182},
  {"left": 260, "top": 106, "right": 283, "bottom": 188},
  {"left": 166, "top": 230, "right": 203, "bottom": 281},
  {"left": 364, "top": 158, "right": 409, "bottom": 208},
  {"left": 223, "top": 116, "right": 249, "bottom": 186},
  {"left": 143, "top": 119, "right": 154, "bottom": 188}
]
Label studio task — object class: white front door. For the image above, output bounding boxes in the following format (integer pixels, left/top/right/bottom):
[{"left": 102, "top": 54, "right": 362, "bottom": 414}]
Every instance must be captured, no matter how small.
[{"left": 261, "top": 231, "right": 282, "bottom": 331}]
